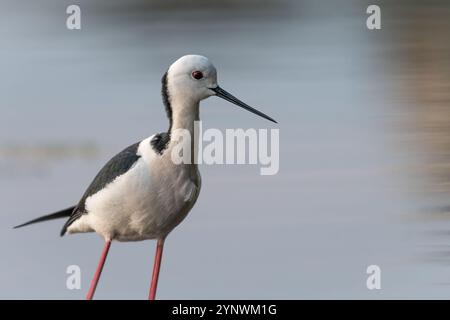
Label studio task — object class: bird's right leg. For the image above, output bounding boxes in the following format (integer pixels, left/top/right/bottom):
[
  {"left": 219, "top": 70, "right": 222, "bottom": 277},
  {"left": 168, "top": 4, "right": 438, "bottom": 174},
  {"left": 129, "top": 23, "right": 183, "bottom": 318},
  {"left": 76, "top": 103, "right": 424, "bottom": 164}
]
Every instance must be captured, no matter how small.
[
  {"left": 86, "top": 240, "right": 112, "bottom": 300},
  {"left": 148, "top": 238, "right": 165, "bottom": 300}
]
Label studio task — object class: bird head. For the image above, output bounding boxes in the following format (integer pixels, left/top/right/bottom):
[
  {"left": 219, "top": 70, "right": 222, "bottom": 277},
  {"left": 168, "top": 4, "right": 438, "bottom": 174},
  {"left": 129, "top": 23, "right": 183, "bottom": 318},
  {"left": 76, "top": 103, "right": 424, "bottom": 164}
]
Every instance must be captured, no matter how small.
[{"left": 164, "top": 55, "right": 276, "bottom": 123}]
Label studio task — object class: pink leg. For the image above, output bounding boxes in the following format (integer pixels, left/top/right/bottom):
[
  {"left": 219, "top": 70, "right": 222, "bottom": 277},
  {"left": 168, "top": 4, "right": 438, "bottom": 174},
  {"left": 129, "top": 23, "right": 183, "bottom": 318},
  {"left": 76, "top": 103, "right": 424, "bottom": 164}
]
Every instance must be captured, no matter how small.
[
  {"left": 148, "top": 238, "right": 165, "bottom": 300},
  {"left": 86, "top": 240, "right": 111, "bottom": 300}
]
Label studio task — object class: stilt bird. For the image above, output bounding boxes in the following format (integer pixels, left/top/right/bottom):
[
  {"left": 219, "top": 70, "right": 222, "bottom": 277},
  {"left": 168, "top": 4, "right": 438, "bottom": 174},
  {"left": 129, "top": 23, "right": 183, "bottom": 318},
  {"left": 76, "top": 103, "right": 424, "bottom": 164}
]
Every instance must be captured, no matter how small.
[{"left": 14, "top": 55, "right": 276, "bottom": 299}]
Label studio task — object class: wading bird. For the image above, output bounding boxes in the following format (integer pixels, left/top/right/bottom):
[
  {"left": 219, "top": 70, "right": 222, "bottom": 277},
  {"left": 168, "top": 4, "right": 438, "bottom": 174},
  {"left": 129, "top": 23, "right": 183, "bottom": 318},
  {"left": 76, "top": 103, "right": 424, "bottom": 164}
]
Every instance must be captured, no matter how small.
[{"left": 14, "top": 55, "right": 276, "bottom": 300}]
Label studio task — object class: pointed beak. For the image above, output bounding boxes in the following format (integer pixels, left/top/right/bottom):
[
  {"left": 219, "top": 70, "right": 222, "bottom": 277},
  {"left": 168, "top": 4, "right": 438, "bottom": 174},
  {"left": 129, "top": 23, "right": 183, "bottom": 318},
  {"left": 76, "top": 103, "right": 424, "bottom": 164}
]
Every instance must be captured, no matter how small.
[{"left": 211, "top": 86, "right": 277, "bottom": 124}]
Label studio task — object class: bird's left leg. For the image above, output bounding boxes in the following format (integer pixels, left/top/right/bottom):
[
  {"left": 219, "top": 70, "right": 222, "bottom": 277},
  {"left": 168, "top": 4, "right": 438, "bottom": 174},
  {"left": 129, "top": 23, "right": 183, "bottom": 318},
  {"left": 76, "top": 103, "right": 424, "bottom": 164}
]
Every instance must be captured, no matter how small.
[
  {"left": 86, "top": 240, "right": 112, "bottom": 300},
  {"left": 148, "top": 237, "right": 165, "bottom": 300}
]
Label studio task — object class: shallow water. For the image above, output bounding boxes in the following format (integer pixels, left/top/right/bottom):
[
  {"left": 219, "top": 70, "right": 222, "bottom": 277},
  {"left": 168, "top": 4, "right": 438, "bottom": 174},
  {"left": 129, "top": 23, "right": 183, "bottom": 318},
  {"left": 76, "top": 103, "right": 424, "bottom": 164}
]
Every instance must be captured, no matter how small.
[{"left": 1, "top": 0, "right": 450, "bottom": 298}]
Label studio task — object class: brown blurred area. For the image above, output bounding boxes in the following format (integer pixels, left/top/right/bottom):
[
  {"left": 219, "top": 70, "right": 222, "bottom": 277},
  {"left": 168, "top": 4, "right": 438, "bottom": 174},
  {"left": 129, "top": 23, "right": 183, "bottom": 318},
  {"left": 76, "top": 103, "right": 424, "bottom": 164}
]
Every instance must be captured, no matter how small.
[{"left": 388, "top": 1, "right": 450, "bottom": 199}]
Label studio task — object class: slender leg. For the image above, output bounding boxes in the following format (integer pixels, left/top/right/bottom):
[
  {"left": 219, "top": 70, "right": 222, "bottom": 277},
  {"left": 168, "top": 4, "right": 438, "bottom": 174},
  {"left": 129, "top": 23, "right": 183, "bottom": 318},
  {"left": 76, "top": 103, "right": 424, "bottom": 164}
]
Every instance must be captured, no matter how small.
[
  {"left": 148, "top": 238, "right": 165, "bottom": 300},
  {"left": 86, "top": 240, "right": 112, "bottom": 300}
]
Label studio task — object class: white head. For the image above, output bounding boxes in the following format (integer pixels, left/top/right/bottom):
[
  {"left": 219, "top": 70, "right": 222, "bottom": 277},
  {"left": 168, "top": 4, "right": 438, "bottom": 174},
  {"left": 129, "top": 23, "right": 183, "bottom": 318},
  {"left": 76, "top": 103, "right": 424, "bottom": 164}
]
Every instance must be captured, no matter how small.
[
  {"left": 166, "top": 55, "right": 217, "bottom": 103},
  {"left": 163, "top": 55, "right": 276, "bottom": 125}
]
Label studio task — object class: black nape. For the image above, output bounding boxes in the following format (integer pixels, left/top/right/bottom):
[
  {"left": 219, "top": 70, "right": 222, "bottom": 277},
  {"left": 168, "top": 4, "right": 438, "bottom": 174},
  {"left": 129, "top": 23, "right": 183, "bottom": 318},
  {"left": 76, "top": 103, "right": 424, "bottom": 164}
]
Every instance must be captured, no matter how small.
[
  {"left": 161, "top": 72, "right": 173, "bottom": 133},
  {"left": 151, "top": 72, "right": 173, "bottom": 155}
]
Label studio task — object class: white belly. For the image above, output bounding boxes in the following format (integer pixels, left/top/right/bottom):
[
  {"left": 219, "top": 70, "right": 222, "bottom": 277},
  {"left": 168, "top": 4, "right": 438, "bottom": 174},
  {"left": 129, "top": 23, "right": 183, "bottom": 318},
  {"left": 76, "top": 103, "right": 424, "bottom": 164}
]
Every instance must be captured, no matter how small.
[{"left": 67, "top": 138, "right": 201, "bottom": 241}]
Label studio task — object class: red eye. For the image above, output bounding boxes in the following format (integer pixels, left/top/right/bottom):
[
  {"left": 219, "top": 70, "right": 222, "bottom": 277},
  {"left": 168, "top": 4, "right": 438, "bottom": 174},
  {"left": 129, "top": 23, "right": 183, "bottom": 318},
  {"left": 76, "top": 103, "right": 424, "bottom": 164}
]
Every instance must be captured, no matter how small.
[{"left": 192, "top": 71, "right": 204, "bottom": 80}]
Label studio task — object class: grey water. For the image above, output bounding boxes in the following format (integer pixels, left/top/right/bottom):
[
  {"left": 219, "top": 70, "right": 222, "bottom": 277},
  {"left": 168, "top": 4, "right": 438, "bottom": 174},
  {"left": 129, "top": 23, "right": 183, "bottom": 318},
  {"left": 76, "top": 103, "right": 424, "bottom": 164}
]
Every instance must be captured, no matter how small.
[{"left": 1, "top": 0, "right": 450, "bottom": 298}]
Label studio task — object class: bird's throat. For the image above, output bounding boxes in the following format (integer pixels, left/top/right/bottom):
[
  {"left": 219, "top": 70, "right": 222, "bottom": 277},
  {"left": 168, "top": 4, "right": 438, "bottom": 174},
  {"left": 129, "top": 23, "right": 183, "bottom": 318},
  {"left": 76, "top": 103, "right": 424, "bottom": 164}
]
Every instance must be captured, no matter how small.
[{"left": 166, "top": 102, "right": 200, "bottom": 165}]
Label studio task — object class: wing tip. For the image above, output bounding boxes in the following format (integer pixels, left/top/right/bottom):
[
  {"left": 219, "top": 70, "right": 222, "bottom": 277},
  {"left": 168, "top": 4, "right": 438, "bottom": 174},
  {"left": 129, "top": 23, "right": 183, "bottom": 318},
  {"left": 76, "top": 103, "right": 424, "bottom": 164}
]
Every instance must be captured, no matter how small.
[
  {"left": 13, "top": 220, "right": 37, "bottom": 229},
  {"left": 13, "top": 206, "right": 76, "bottom": 232}
]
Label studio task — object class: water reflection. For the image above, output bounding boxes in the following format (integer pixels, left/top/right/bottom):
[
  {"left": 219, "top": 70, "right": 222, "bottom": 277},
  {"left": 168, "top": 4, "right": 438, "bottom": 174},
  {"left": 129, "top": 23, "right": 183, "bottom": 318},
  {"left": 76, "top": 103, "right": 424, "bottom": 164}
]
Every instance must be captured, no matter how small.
[{"left": 387, "top": 2, "right": 450, "bottom": 263}]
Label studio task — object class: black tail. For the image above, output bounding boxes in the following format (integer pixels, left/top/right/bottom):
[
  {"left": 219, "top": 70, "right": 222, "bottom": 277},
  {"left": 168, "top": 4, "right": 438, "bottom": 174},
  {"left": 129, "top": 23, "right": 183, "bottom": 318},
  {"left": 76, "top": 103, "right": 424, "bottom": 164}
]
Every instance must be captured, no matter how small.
[{"left": 13, "top": 206, "right": 76, "bottom": 229}]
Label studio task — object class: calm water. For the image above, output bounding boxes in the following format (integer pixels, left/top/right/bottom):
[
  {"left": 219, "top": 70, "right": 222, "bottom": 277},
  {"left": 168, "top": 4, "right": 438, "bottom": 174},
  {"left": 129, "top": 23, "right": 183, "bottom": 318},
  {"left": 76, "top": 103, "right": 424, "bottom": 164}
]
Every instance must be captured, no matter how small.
[{"left": 1, "top": 0, "right": 450, "bottom": 298}]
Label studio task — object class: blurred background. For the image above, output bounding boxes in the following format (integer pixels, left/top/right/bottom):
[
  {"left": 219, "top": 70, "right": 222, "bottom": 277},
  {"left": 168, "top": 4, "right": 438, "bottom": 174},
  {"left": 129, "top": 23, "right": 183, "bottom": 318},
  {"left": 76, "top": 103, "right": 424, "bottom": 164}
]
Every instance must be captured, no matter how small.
[{"left": 1, "top": 0, "right": 450, "bottom": 299}]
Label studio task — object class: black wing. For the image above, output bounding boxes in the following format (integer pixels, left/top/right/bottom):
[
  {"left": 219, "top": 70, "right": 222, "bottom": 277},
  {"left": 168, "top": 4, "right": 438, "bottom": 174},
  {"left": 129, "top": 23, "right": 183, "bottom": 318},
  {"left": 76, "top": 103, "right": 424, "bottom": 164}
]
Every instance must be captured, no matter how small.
[
  {"left": 14, "top": 206, "right": 76, "bottom": 229},
  {"left": 60, "top": 141, "right": 141, "bottom": 236}
]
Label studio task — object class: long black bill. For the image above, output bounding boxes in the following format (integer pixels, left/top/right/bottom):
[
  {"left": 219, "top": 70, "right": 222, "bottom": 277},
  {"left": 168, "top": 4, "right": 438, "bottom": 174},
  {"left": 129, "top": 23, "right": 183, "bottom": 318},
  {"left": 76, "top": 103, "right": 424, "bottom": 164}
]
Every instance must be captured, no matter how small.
[{"left": 212, "top": 86, "right": 277, "bottom": 123}]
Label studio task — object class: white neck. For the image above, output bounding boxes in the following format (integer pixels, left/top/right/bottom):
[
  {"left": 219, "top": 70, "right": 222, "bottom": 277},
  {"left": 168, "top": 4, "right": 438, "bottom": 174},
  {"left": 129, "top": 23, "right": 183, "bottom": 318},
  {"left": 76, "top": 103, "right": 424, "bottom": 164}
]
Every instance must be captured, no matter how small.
[
  {"left": 171, "top": 100, "right": 199, "bottom": 133},
  {"left": 167, "top": 98, "right": 200, "bottom": 165}
]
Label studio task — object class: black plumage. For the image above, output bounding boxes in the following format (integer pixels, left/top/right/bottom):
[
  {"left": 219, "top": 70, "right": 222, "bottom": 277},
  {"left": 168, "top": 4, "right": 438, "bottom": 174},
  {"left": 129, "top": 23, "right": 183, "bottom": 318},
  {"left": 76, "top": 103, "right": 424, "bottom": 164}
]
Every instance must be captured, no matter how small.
[
  {"left": 161, "top": 72, "right": 173, "bottom": 133},
  {"left": 13, "top": 206, "right": 76, "bottom": 229},
  {"left": 150, "top": 132, "right": 171, "bottom": 155},
  {"left": 60, "top": 142, "right": 141, "bottom": 236},
  {"left": 149, "top": 72, "right": 172, "bottom": 155}
]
